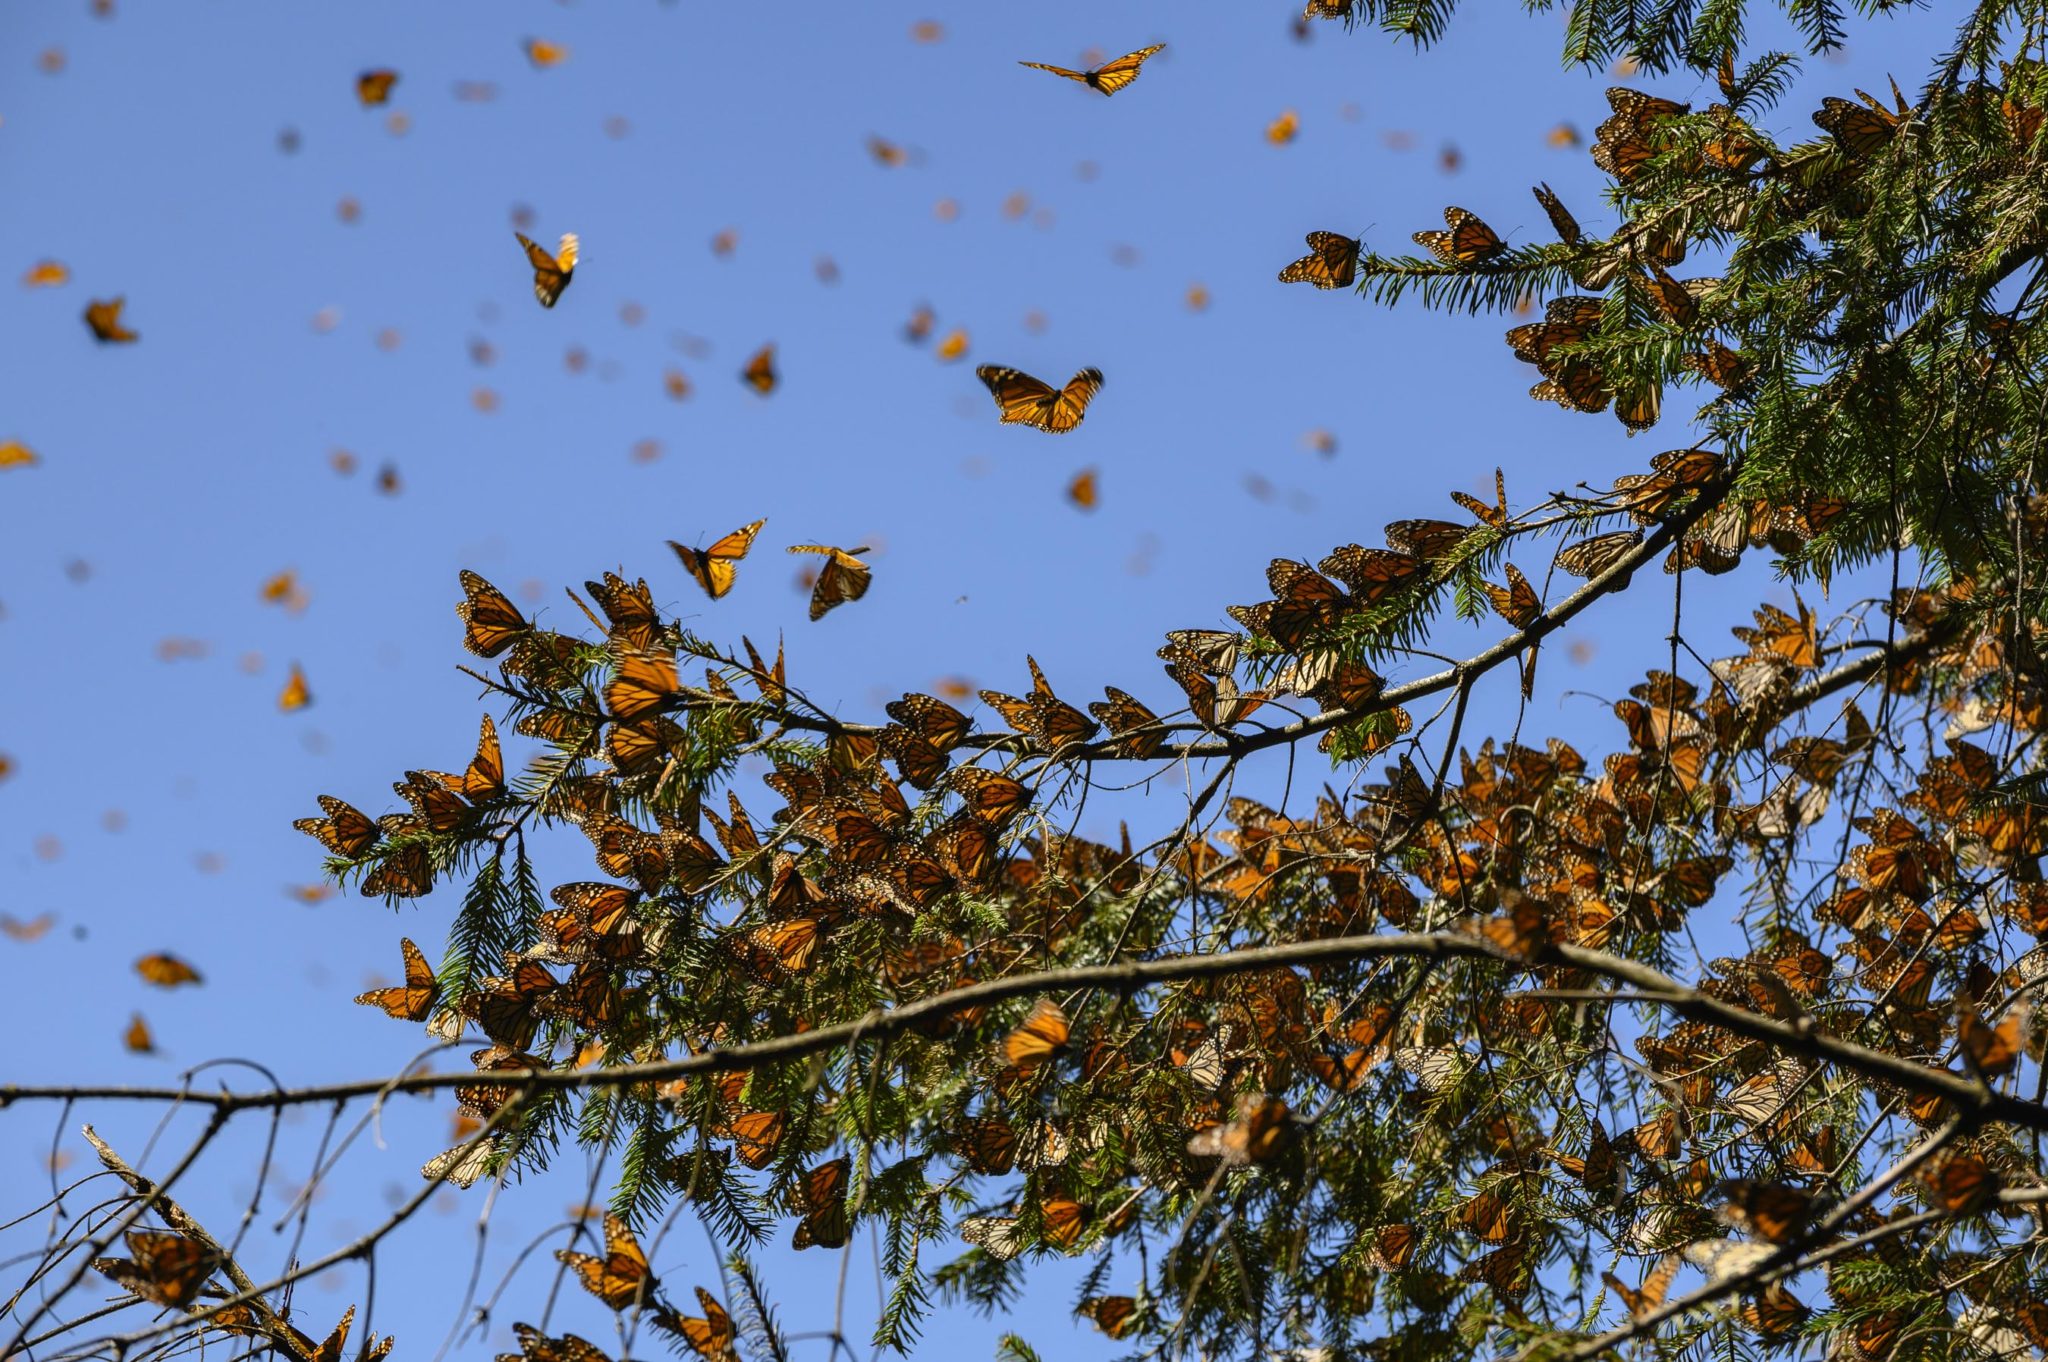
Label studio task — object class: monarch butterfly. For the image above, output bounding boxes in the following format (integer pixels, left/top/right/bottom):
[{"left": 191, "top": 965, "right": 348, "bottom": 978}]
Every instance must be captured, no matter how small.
[
  {"left": 958, "top": 1115, "right": 1018, "bottom": 1175},
  {"left": 1384, "top": 518, "right": 1470, "bottom": 560},
  {"left": 936, "top": 815, "right": 1001, "bottom": 887},
  {"left": 787, "top": 543, "right": 871, "bottom": 620},
  {"left": 1532, "top": 182, "right": 1581, "bottom": 244},
  {"left": 355, "top": 69, "right": 398, "bottom": 105},
  {"left": 1000, "top": 998, "right": 1071, "bottom": 1069},
  {"left": 606, "top": 716, "right": 683, "bottom": 778},
  {"left": 535, "top": 882, "right": 639, "bottom": 964},
  {"left": 723, "top": 1109, "right": 785, "bottom": 1168},
  {"left": 422, "top": 715, "right": 505, "bottom": 804},
  {"left": 278, "top": 662, "right": 313, "bottom": 711},
  {"left": 458, "top": 570, "right": 529, "bottom": 658},
  {"left": 949, "top": 767, "right": 1031, "bottom": 824},
  {"left": 1278, "top": 231, "right": 1361, "bottom": 288},
  {"left": 1614, "top": 380, "right": 1662, "bottom": 433},
  {"left": 421, "top": 1135, "right": 502, "bottom": 1188},
  {"left": 297, "top": 794, "right": 380, "bottom": 857},
  {"left": 1682, "top": 342, "right": 1749, "bottom": 388},
  {"left": 464, "top": 956, "right": 559, "bottom": 1049},
  {"left": 395, "top": 770, "right": 472, "bottom": 832},
  {"left": 887, "top": 852, "right": 952, "bottom": 908},
  {"left": 355, "top": 937, "right": 440, "bottom": 1021},
  {"left": 1413, "top": 207, "right": 1505, "bottom": 266},
  {"left": 1813, "top": 92, "right": 1905, "bottom": 158},
  {"left": 1366, "top": 1224, "right": 1417, "bottom": 1271},
  {"left": 282, "top": 1305, "right": 393, "bottom": 1362},
  {"left": 1017, "top": 44, "right": 1165, "bottom": 96},
  {"left": 903, "top": 303, "right": 935, "bottom": 344},
  {"left": 872, "top": 726, "right": 946, "bottom": 788},
  {"left": 1077, "top": 1296, "right": 1139, "bottom": 1339},
  {"left": 123, "top": 1012, "right": 156, "bottom": 1052},
  {"left": 91, "top": 1230, "right": 218, "bottom": 1307},
  {"left": 1186, "top": 1094, "right": 1294, "bottom": 1165},
  {"left": 515, "top": 232, "right": 578, "bottom": 308},
  {"left": 666, "top": 518, "right": 766, "bottom": 601},
  {"left": 84, "top": 297, "right": 139, "bottom": 343},
  {"left": 1038, "top": 1195, "right": 1087, "bottom": 1249},
  {"left": 667, "top": 1287, "right": 738, "bottom": 1362},
  {"left": 496, "top": 1324, "right": 614, "bottom": 1362},
  {"left": 983, "top": 657, "right": 1099, "bottom": 749},
  {"left": 1555, "top": 530, "right": 1643, "bottom": 578},
  {"left": 361, "top": 843, "right": 433, "bottom": 899},
  {"left": 959, "top": 1215, "right": 1026, "bottom": 1261},
  {"left": 1065, "top": 466, "right": 1099, "bottom": 509},
  {"left": 1737, "top": 1283, "right": 1810, "bottom": 1337},
  {"left": 604, "top": 648, "right": 680, "bottom": 721},
  {"left": 1162, "top": 650, "right": 1266, "bottom": 729},
  {"left": 1718, "top": 1179, "right": 1814, "bottom": 1244},
  {"left": 136, "top": 952, "right": 203, "bottom": 987},
  {"left": 976, "top": 365, "right": 1104, "bottom": 433},
  {"left": 1922, "top": 1150, "right": 2000, "bottom": 1213},
  {"left": 1088, "top": 686, "right": 1167, "bottom": 758},
  {"left": 1601, "top": 1253, "right": 1679, "bottom": 1319},
  {"left": 1317, "top": 545, "right": 1422, "bottom": 604},
  {"left": 524, "top": 37, "right": 569, "bottom": 68},
  {"left": 1451, "top": 467, "right": 1511, "bottom": 528},
  {"left": 791, "top": 1157, "right": 851, "bottom": 1249},
  {"left": 1161, "top": 628, "right": 1240, "bottom": 675},
  {"left": 740, "top": 343, "right": 777, "bottom": 394},
  {"left": 555, "top": 1213, "right": 663, "bottom": 1311},
  {"left": 1484, "top": 564, "right": 1541, "bottom": 627},
  {"left": 887, "top": 692, "right": 971, "bottom": 751},
  {"left": 584, "top": 572, "right": 661, "bottom": 651}
]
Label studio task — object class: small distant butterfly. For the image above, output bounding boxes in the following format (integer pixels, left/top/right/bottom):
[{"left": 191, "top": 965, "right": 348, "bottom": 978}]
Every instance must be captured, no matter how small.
[
  {"left": 1066, "top": 467, "right": 1099, "bottom": 509},
  {"left": 355, "top": 70, "right": 398, "bottom": 106},
  {"left": 355, "top": 937, "right": 441, "bottom": 1021},
  {"left": 84, "top": 297, "right": 139, "bottom": 343},
  {"left": 1018, "top": 44, "right": 1165, "bottom": 96},
  {"left": 727, "top": 342, "right": 776, "bottom": 395},
  {"left": 788, "top": 543, "right": 872, "bottom": 620},
  {"left": 123, "top": 1012, "right": 155, "bottom": 1053},
  {"left": 524, "top": 37, "right": 569, "bottom": 68},
  {"left": 1000, "top": 997, "right": 1071, "bottom": 1069},
  {"left": 1413, "top": 207, "right": 1505, "bottom": 265},
  {"left": 515, "top": 232, "right": 577, "bottom": 308},
  {"left": 977, "top": 365, "right": 1103, "bottom": 433},
  {"left": 1278, "top": 231, "right": 1361, "bottom": 289},
  {"left": 278, "top": 661, "right": 313, "bottom": 711},
  {"left": 670, "top": 518, "right": 766, "bottom": 600}
]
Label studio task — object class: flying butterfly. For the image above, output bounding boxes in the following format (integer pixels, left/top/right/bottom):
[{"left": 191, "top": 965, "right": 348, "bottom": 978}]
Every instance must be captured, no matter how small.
[
  {"left": 1413, "top": 207, "right": 1505, "bottom": 266},
  {"left": 355, "top": 69, "right": 398, "bottom": 106},
  {"left": 1017, "top": 44, "right": 1165, "bottom": 96},
  {"left": 296, "top": 794, "right": 380, "bottom": 857},
  {"left": 788, "top": 543, "right": 872, "bottom": 620},
  {"left": 1602, "top": 1254, "right": 1679, "bottom": 1319},
  {"left": 136, "top": 953, "right": 203, "bottom": 987},
  {"left": 355, "top": 937, "right": 441, "bottom": 1021},
  {"left": 1278, "top": 231, "right": 1361, "bottom": 289},
  {"left": 84, "top": 297, "right": 139, "bottom": 343},
  {"left": 1484, "top": 563, "right": 1541, "bottom": 627},
  {"left": 515, "top": 232, "right": 578, "bottom": 308},
  {"left": 1078, "top": 1296, "right": 1139, "bottom": 1340},
  {"left": 1000, "top": 997, "right": 1071, "bottom": 1069},
  {"left": 976, "top": 365, "right": 1104, "bottom": 433},
  {"left": 670, "top": 518, "right": 766, "bottom": 600},
  {"left": 92, "top": 1231, "right": 218, "bottom": 1307},
  {"left": 740, "top": 343, "right": 778, "bottom": 394},
  {"left": 669, "top": 1288, "right": 738, "bottom": 1362},
  {"left": 555, "top": 1213, "right": 663, "bottom": 1310}
]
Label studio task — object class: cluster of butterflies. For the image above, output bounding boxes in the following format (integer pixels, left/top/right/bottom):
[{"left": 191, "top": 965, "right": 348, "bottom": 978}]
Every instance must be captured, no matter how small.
[{"left": 93, "top": 1229, "right": 392, "bottom": 1362}]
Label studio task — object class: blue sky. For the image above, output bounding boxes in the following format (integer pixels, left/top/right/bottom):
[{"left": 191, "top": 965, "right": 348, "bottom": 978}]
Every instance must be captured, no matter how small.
[{"left": 0, "top": 1, "right": 1960, "bottom": 1358}]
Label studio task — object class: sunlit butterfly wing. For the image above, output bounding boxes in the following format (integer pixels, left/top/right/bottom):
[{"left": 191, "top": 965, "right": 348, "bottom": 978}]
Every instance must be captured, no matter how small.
[
  {"left": 516, "top": 232, "right": 578, "bottom": 308},
  {"left": 554, "top": 1213, "right": 660, "bottom": 1310},
  {"left": 296, "top": 794, "right": 380, "bottom": 857},
  {"left": 1278, "top": 231, "right": 1360, "bottom": 288},
  {"left": 1413, "top": 207, "right": 1505, "bottom": 265},
  {"left": 355, "top": 936, "right": 440, "bottom": 1020},
  {"left": 458, "top": 571, "right": 529, "bottom": 658},
  {"left": 92, "top": 1231, "right": 217, "bottom": 1307},
  {"left": 670, "top": 519, "right": 766, "bottom": 600}
]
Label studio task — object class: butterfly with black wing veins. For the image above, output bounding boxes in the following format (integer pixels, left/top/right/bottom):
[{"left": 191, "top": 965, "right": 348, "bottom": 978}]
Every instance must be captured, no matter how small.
[
  {"left": 788, "top": 543, "right": 872, "bottom": 620},
  {"left": 515, "top": 232, "right": 578, "bottom": 308},
  {"left": 670, "top": 518, "right": 766, "bottom": 600},
  {"left": 977, "top": 365, "right": 1103, "bottom": 433},
  {"left": 1278, "top": 231, "right": 1361, "bottom": 289},
  {"left": 1018, "top": 44, "right": 1165, "bottom": 96}
]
